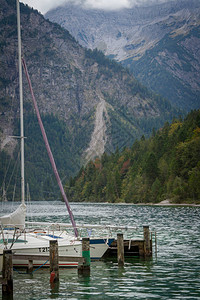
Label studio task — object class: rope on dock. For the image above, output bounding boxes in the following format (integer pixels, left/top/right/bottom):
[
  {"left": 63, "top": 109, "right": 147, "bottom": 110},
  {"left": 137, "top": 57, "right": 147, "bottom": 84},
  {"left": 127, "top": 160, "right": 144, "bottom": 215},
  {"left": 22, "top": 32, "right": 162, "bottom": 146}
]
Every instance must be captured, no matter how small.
[
  {"left": 32, "top": 259, "right": 49, "bottom": 273},
  {"left": 13, "top": 259, "right": 49, "bottom": 275},
  {"left": 13, "top": 267, "right": 27, "bottom": 275}
]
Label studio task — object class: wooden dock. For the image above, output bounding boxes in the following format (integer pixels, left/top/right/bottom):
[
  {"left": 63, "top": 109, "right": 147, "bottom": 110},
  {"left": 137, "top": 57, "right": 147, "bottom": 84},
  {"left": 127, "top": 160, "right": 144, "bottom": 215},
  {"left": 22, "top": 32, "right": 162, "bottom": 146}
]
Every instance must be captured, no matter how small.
[
  {"left": 0, "top": 226, "right": 156, "bottom": 299},
  {"left": 0, "top": 239, "right": 90, "bottom": 299},
  {"left": 104, "top": 225, "right": 153, "bottom": 259}
]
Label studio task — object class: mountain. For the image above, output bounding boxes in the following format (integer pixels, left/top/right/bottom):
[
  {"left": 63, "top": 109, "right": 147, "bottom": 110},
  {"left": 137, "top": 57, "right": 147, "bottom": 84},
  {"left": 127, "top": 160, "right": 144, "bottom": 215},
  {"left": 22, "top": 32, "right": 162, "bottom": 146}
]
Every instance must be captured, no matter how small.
[
  {"left": 0, "top": 0, "right": 178, "bottom": 200},
  {"left": 46, "top": 0, "right": 200, "bottom": 111},
  {"left": 66, "top": 109, "right": 200, "bottom": 204}
]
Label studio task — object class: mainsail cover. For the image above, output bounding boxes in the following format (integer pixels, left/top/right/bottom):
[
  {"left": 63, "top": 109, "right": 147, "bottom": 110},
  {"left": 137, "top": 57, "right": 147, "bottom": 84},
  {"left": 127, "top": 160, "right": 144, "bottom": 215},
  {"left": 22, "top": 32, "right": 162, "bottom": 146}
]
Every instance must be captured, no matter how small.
[{"left": 0, "top": 204, "right": 26, "bottom": 229}]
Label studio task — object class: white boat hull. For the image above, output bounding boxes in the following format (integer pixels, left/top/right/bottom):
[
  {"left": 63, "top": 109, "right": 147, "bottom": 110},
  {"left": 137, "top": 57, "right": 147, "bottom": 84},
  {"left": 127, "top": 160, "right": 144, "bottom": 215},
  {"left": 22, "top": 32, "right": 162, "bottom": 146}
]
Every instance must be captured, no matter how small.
[
  {"left": 0, "top": 230, "right": 114, "bottom": 269},
  {"left": 12, "top": 245, "right": 81, "bottom": 268}
]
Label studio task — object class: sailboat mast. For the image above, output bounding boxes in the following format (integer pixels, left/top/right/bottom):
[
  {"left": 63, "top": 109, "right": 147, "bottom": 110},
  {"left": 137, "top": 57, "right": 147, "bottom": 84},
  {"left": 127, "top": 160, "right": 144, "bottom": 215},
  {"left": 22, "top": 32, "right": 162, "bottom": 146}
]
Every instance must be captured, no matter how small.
[{"left": 16, "top": 0, "right": 25, "bottom": 206}]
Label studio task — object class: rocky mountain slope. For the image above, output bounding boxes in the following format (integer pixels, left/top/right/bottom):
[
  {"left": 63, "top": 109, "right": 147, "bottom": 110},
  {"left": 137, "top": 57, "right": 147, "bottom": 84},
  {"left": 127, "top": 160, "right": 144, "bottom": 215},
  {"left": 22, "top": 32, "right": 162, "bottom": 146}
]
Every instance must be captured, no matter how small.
[
  {"left": 0, "top": 0, "right": 178, "bottom": 200},
  {"left": 46, "top": 0, "right": 200, "bottom": 111}
]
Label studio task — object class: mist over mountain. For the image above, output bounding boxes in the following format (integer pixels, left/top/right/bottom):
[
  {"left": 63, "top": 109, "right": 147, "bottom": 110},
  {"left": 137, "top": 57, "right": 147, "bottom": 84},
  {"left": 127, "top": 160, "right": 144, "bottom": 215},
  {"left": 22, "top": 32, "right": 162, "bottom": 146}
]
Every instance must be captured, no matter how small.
[
  {"left": 46, "top": 0, "right": 200, "bottom": 111},
  {"left": 22, "top": 0, "right": 178, "bottom": 14}
]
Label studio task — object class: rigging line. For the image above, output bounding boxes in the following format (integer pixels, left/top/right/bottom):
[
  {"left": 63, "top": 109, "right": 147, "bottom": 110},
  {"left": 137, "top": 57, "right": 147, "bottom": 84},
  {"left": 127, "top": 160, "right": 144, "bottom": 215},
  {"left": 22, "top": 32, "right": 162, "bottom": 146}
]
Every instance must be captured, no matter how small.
[
  {"left": 6, "top": 150, "right": 20, "bottom": 196},
  {"left": 45, "top": 174, "right": 69, "bottom": 201},
  {"left": 0, "top": 226, "right": 7, "bottom": 250},
  {"left": 42, "top": 172, "right": 58, "bottom": 197},
  {"left": 12, "top": 183, "right": 16, "bottom": 203},
  {"left": 2, "top": 153, "right": 12, "bottom": 188},
  {"left": 49, "top": 173, "right": 61, "bottom": 199},
  {"left": 9, "top": 227, "right": 18, "bottom": 249},
  {"left": 11, "top": 154, "right": 20, "bottom": 207},
  {"left": 26, "top": 183, "right": 32, "bottom": 222},
  {"left": 21, "top": 57, "right": 78, "bottom": 238}
]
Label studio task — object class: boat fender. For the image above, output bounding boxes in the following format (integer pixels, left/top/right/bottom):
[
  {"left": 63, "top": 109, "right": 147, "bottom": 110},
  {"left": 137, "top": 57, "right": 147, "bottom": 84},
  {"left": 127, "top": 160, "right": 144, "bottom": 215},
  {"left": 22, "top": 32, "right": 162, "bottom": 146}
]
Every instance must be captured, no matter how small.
[{"left": 50, "top": 271, "right": 55, "bottom": 283}]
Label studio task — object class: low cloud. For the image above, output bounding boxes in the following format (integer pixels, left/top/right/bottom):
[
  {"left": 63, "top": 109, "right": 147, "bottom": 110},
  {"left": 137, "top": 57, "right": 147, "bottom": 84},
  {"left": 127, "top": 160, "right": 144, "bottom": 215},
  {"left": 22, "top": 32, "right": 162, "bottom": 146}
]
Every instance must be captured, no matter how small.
[
  {"left": 84, "top": 0, "right": 131, "bottom": 10},
  {"left": 84, "top": 0, "right": 174, "bottom": 10},
  {"left": 22, "top": 0, "right": 67, "bottom": 14},
  {"left": 22, "top": 0, "right": 174, "bottom": 14}
]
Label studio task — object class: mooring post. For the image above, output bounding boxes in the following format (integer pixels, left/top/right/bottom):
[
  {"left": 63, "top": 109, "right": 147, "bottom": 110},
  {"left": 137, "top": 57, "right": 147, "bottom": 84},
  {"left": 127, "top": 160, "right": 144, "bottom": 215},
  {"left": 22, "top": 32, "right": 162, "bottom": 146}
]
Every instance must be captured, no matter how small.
[
  {"left": 27, "top": 259, "right": 33, "bottom": 274},
  {"left": 2, "top": 249, "right": 13, "bottom": 300},
  {"left": 155, "top": 231, "right": 157, "bottom": 258},
  {"left": 117, "top": 233, "right": 124, "bottom": 267},
  {"left": 78, "top": 238, "right": 90, "bottom": 276},
  {"left": 49, "top": 240, "right": 59, "bottom": 283},
  {"left": 143, "top": 225, "right": 151, "bottom": 257}
]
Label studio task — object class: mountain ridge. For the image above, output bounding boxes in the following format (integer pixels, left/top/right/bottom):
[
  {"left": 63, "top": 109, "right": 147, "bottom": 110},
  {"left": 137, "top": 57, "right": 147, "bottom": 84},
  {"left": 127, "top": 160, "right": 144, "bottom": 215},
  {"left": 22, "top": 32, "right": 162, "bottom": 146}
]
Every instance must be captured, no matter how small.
[{"left": 46, "top": 0, "right": 200, "bottom": 111}]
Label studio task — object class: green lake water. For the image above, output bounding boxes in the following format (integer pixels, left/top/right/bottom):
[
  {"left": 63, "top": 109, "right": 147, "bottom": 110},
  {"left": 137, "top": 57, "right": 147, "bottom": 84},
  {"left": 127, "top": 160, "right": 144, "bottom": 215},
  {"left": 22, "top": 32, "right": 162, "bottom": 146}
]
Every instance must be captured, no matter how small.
[{"left": 1, "top": 201, "right": 200, "bottom": 299}]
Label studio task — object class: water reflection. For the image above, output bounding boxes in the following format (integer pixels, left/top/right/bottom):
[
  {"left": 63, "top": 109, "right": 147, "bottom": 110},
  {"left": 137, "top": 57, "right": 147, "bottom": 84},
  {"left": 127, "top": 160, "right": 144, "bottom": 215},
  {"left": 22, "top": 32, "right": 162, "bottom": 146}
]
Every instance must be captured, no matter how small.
[{"left": 50, "top": 281, "right": 60, "bottom": 299}]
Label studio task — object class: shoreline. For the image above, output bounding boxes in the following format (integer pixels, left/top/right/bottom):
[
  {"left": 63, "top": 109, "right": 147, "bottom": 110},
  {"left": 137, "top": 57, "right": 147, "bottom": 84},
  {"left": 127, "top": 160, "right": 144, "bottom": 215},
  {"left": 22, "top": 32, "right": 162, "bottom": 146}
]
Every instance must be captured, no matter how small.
[
  {"left": 102, "top": 199, "right": 200, "bottom": 207},
  {"left": 153, "top": 199, "right": 200, "bottom": 207},
  {"left": 1, "top": 200, "right": 200, "bottom": 207}
]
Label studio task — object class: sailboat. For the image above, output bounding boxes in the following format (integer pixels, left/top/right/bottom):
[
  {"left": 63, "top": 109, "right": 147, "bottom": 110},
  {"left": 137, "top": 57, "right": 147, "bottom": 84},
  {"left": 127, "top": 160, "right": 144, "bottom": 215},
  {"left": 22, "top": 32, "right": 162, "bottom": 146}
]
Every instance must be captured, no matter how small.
[{"left": 0, "top": 0, "right": 114, "bottom": 269}]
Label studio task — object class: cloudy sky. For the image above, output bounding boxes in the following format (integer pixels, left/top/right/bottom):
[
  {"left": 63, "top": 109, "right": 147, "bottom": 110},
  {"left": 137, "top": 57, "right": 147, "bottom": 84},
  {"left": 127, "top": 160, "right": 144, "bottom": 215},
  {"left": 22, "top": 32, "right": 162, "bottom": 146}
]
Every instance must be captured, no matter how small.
[{"left": 21, "top": 0, "right": 172, "bottom": 14}]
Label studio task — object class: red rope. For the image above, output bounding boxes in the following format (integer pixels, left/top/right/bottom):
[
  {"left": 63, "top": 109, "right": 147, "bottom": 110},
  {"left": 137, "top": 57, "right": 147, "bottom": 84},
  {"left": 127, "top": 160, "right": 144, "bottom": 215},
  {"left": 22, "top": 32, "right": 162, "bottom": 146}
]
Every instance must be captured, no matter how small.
[{"left": 22, "top": 57, "right": 78, "bottom": 237}]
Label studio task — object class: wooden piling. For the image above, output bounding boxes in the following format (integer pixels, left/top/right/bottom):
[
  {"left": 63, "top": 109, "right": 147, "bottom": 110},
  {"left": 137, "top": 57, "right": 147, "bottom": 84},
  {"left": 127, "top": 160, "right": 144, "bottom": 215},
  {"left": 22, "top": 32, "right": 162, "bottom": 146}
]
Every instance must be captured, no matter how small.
[
  {"left": 78, "top": 238, "right": 90, "bottom": 275},
  {"left": 155, "top": 231, "right": 157, "bottom": 257},
  {"left": 27, "top": 259, "right": 33, "bottom": 274},
  {"left": 143, "top": 226, "right": 151, "bottom": 257},
  {"left": 2, "top": 249, "right": 13, "bottom": 300},
  {"left": 117, "top": 233, "right": 124, "bottom": 267},
  {"left": 49, "top": 240, "right": 59, "bottom": 282}
]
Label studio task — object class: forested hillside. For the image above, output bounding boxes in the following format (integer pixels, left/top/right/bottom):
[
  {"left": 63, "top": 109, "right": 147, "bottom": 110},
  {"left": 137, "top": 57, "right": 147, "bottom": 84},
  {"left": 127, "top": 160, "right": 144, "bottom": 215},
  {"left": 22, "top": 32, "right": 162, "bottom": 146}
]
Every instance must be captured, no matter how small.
[
  {"left": 66, "top": 110, "right": 200, "bottom": 204},
  {"left": 0, "top": 114, "right": 81, "bottom": 200}
]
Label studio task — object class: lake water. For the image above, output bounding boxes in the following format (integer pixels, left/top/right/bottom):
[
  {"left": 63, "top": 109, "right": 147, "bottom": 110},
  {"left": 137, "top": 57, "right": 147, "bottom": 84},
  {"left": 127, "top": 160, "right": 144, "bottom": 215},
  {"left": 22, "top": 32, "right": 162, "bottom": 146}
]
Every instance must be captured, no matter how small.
[{"left": 1, "top": 201, "right": 200, "bottom": 299}]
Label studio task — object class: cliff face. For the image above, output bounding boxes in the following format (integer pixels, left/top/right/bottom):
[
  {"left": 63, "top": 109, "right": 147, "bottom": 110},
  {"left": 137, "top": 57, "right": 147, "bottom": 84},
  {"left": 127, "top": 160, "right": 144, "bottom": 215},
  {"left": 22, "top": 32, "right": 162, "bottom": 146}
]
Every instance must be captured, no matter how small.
[
  {"left": 0, "top": 0, "right": 177, "bottom": 200},
  {"left": 128, "top": 24, "right": 200, "bottom": 110},
  {"left": 46, "top": 0, "right": 200, "bottom": 111}
]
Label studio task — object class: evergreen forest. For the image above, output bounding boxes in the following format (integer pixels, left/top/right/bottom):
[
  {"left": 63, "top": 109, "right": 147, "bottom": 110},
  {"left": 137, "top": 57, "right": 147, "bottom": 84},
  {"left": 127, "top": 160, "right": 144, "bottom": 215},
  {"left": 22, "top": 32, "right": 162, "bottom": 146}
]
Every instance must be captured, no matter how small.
[
  {"left": 0, "top": 113, "right": 83, "bottom": 201},
  {"left": 65, "top": 110, "right": 200, "bottom": 204}
]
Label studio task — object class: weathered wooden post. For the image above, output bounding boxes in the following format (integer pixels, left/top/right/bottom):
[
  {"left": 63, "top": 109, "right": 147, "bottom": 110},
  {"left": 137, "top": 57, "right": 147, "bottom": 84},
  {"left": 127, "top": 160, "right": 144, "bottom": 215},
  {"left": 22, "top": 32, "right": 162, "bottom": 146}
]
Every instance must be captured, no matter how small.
[
  {"left": 49, "top": 240, "right": 59, "bottom": 283},
  {"left": 78, "top": 238, "right": 90, "bottom": 275},
  {"left": 117, "top": 233, "right": 124, "bottom": 267},
  {"left": 2, "top": 249, "right": 13, "bottom": 300},
  {"left": 143, "top": 225, "right": 151, "bottom": 257},
  {"left": 155, "top": 231, "right": 157, "bottom": 258},
  {"left": 27, "top": 259, "right": 33, "bottom": 274}
]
